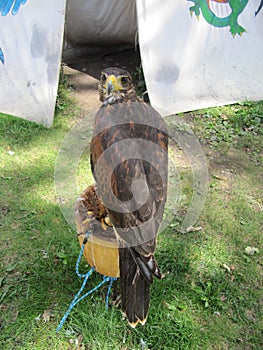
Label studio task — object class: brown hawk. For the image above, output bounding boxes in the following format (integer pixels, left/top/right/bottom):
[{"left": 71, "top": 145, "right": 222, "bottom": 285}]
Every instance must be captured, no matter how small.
[{"left": 90, "top": 67, "right": 168, "bottom": 327}]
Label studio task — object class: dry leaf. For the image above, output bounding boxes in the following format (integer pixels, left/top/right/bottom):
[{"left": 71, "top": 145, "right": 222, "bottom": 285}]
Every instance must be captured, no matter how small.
[
  {"left": 42, "top": 310, "right": 54, "bottom": 322},
  {"left": 214, "top": 311, "right": 221, "bottom": 317},
  {"left": 69, "top": 334, "right": 85, "bottom": 349},
  {"left": 222, "top": 263, "right": 231, "bottom": 273},
  {"left": 245, "top": 246, "right": 259, "bottom": 255},
  {"left": 186, "top": 226, "right": 203, "bottom": 233}
]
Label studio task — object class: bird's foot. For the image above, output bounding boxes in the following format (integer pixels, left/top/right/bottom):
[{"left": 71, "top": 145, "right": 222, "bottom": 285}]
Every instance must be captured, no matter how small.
[{"left": 104, "top": 216, "right": 113, "bottom": 226}]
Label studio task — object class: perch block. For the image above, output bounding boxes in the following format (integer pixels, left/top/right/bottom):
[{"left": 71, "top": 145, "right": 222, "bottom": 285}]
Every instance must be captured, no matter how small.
[{"left": 74, "top": 186, "right": 120, "bottom": 278}]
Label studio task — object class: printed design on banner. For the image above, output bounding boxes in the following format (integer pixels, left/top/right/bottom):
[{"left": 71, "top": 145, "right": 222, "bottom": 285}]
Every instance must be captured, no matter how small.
[
  {"left": 0, "top": 0, "right": 28, "bottom": 64},
  {"left": 188, "top": 0, "right": 250, "bottom": 36},
  {"left": 255, "top": 0, "right": 263, "bottom": 16}
]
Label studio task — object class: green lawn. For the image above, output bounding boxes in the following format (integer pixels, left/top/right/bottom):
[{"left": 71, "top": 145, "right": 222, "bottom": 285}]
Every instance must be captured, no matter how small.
[{"left": 0, "top": 81, "right": 262, "bottom": 349}]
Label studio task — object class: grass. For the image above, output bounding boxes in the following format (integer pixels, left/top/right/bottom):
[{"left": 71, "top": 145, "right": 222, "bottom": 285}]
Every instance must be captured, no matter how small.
[{"left": 0, "top": 77, "right": 262, "bottom": 349}]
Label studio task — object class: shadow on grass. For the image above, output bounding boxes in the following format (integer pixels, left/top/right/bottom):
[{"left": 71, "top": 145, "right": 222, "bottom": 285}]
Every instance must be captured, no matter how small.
[{"left": 0, "top": 114, "right": 49, "bottom": 147}]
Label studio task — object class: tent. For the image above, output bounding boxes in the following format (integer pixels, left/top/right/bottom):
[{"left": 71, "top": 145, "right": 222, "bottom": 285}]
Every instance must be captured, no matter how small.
[{"left": 0, "top": 0, "right": 262, "bottom": 126}]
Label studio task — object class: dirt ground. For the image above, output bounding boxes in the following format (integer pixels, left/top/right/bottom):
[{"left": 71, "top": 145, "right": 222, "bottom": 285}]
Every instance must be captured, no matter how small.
[{"left": 63, "top": 48, "right": 141, "bottom": 114}]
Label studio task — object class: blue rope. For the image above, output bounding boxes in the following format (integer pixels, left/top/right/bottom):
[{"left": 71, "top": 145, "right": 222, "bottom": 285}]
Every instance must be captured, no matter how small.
[
  {"left": 56, "top": 231, "right": 118, "bottom": 332},
  {"left": 106, "top": 276, "right": 117, "bottom": 311}
]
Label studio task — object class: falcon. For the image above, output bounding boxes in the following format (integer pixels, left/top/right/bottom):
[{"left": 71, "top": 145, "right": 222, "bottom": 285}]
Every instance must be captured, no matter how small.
[{"left": 90, "top": 67, "right": 168, "bottom": 327}]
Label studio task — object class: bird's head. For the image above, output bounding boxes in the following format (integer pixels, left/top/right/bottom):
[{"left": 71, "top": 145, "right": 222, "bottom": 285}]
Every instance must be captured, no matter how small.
[{"left": 98, "top": 67, "right": 137, "bottom": 105}]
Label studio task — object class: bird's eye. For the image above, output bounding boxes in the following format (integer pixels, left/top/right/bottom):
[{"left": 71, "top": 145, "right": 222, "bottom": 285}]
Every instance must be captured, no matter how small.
[
  {"left": 101, "top": 73, "right": 107, "bottom": 83},
  {"left": 121, "top": 76, "right": 129, "bottom": 85}
]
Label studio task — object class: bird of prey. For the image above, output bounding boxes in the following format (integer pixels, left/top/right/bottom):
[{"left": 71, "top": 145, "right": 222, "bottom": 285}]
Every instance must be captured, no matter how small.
[{"left": 90, "top": 67, "right": 168, "bottom": 327}]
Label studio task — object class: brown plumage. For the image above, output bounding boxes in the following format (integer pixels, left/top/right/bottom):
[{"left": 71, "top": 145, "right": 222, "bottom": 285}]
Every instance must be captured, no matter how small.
[{"left": 90, "top": 67, "right": 168, "bottom": 327}]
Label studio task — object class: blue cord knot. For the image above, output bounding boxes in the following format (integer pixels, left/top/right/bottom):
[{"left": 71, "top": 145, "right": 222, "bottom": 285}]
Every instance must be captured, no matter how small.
[{"left": 56, "top": 231, "right": 118, "bottom": 332}]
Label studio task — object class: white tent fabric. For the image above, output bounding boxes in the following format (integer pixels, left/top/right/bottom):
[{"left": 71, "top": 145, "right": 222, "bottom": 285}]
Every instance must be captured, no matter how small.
[
  {"left": 0, "top": 0, "right": 137, "bottom": 126},
  {"left": 1, "top": 0, "right": 262, "bottom": 126},
  {"left": 0, "top": 0, "right": 66, "bottom": 126},
  {"left": 136, "top": 0, "right": 263, "bottom": 115},
  {"left": 64, "top": 0, "right": 137, "bottom": 53}
]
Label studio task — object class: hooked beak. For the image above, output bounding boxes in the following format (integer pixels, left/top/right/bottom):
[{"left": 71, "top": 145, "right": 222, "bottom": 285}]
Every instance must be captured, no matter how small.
[{"left": 105, "top": 75, "right": 117, "bottom": 95}]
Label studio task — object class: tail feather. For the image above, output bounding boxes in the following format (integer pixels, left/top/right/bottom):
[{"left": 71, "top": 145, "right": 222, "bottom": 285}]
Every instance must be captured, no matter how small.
[
  {"left": 130, "top": 247, "right": 162, "bottom": 283},
  {"left": 134, "top": 274, "right": 150, "bottom": 323},
  {"left": 119, "top": 247, "right": 156, "bottom": 327}
]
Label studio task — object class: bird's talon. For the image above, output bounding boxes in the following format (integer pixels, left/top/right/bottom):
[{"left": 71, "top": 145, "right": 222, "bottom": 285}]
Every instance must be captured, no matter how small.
[
  {"left": 82, "top": 218, "right": 91, "bottom": 225},
  {"left": 101, "top": 220, "right": 108, "bottom": 231},
  {"left": 104, "top": 216, "right": 112, "bottom": 226}
]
